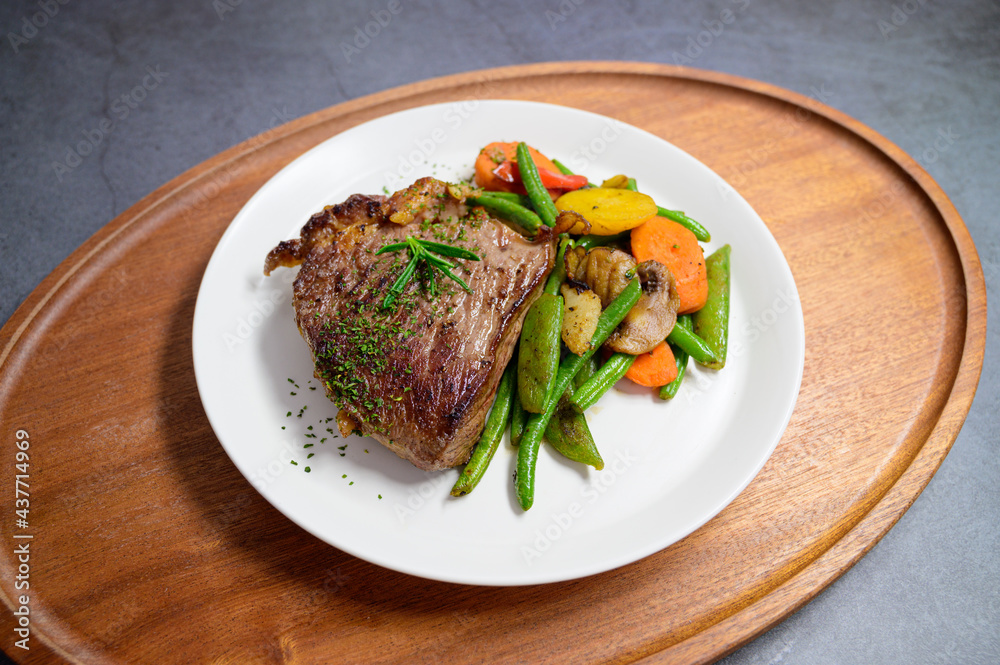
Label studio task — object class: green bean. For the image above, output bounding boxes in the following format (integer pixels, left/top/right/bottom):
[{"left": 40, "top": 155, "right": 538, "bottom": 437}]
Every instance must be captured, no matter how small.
[
  {"left": 475, "top": 190, "right": 532, "bottom": 207},
  {"left": 516, "top": 142, "right": 558, "bottom": 227},
  {"left": 569, "top": 352, "right": 636, "bottom": 413},
  {"left": 692, "top": 244, "right": 731, "bottom": 370},
  {"left": 666, "top": 320, "right": 718, "bottom": 366},
  {"left": 468, "top": 194, "right": 542, "bottom": 236},
  {"left": 573, "top": 354, "right": 599, "bottom": 390},
  {"left": 552, "top": 159, "right": 575, "bottom": 176},
  {"left": 658, "top": 343, "right": 689, "bottom": 399},
  {"left": 450, "top": 359, "right": 516, "bottom": 496},
  {"left": 621, "top": 177, "right": 709, "bottom": 241},
  {"left": 545, "top": 393, "right": 604, "bottom": 470},
  {"left": 574, "top": 231, "right": 630, "bottom": 251},
  {"left": 509, "top": 387, "right": 527, "bottom": 447},
  {"left": 544, "top": 234, "right": 572, "bottom": 295},
  {"left": 515, "top": 278, "right": 641, "bottom": 510},
  {"left": 656, "top": 207, "right": 711, "bottom": 242},
  {"left": 659, "top": 315, "right": 692, "bottom": 399},
  {"left": 517, "top": 293, "right": 564, "bottom": 413}
]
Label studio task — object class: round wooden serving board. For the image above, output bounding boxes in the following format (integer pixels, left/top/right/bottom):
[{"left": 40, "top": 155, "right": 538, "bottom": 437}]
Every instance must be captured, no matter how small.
[{"left": 0, "top": 62, "right": 986, "bottom": 664}]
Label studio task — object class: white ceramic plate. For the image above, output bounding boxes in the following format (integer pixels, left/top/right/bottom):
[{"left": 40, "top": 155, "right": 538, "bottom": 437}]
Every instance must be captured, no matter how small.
[{"left": 192, "top": 100, "right": 804, "bottom": 586}]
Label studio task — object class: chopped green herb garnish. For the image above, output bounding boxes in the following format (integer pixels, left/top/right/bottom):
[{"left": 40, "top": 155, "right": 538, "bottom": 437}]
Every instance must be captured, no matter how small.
[{"left": 376, "top": 236, "right": 480, "bottom": 309}]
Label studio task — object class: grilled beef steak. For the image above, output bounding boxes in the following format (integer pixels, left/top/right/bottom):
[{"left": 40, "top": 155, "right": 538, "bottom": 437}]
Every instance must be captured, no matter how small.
[{"left": 264, "top": 178, "right": 554, "bottom": 470}]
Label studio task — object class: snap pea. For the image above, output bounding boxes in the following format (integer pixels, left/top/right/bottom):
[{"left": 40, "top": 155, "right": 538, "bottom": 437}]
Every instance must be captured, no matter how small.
[
  {"left": 450, "top": 359, "right": 516, "bottom": 496},
  {"left": 516, "top": 142, "right": 558, "bottom": 227},
  {"left": 468, "top": 194, "right": 542, "bottom": 236},
  {"left": 692, "top": 244, "right": 731, "bottom": 370},
  {"left": 516, "top": 278, "right": 641, "bottom": 510},
  {"left": 666, "top": 320, "right": 718, "bottom": 366},
  {"left": 517, "top": 293, "right": 564, "bottom": 413},
  {"left": 656, "top": 207, "right": 711, "bottom": 242},
  {"left": 659, "top": 315, "right": 692, "bottom": 399},
  {"left": 545, "top": 392, "right": 604, "bottom": 470},
  {"left": 569, "top": 352, "right": 636, "bottom": 413}
]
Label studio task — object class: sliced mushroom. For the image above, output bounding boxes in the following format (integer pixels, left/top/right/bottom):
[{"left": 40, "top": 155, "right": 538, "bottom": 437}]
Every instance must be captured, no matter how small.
[
  {"left": 564, "top": 246, "right": 637, "bottom": 307},
  {"left": 560, "top": 284, "right": 602, "bottom": 355},
  {"left": 605, "top": 260, "right": 680, "bottom": 355}
]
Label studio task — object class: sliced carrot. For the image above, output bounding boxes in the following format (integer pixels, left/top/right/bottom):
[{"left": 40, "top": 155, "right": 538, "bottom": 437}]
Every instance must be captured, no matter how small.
[
  {"left": 630, "top": 216, "right": 708, "bottom": 314},
  {"left": 625, "top": 342, "right": 677, "bottom": 387},
  {"left": 474, "top": 142, "right": 562, "bottom": 195}
]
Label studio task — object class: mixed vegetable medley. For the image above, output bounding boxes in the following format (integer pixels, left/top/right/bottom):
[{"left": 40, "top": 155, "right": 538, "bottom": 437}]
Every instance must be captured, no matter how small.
[{"left": 451, "top": 141, "right": 731, "bottom": 510}]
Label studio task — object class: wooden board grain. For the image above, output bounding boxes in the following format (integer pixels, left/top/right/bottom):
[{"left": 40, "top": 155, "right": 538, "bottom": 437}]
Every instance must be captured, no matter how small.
[{"left": 0, "top": 62, "right": 985, "bottom": 665}]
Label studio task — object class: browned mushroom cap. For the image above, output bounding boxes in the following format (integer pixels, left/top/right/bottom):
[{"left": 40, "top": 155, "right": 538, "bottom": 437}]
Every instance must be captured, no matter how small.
[
  {"left": 605, "top": 260, "right": 680, "bottom": 355},
  {"left": 564, "top": 246, "right": 637, "bottom": 307}
]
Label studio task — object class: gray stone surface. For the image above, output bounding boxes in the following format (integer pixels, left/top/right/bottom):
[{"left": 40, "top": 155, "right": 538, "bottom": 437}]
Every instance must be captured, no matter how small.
[{"left": 1, "top": 0, "right": 996, "bottom": 662}]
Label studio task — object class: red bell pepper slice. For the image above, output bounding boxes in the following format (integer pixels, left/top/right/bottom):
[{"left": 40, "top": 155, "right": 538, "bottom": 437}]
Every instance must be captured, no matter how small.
[{"left": 492, "top": 161, "right": 588, "bottom": 191}]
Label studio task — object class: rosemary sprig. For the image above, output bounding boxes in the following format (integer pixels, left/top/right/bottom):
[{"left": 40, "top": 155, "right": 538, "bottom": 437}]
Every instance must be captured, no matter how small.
[{"left": 377, "top": 236, "right": 480, "bottom": 309}]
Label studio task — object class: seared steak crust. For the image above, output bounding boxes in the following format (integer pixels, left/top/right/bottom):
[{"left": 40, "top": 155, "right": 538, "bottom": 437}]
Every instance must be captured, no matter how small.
[{"left": 266, "top": 178, "right": 554, "bottom": 470}]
